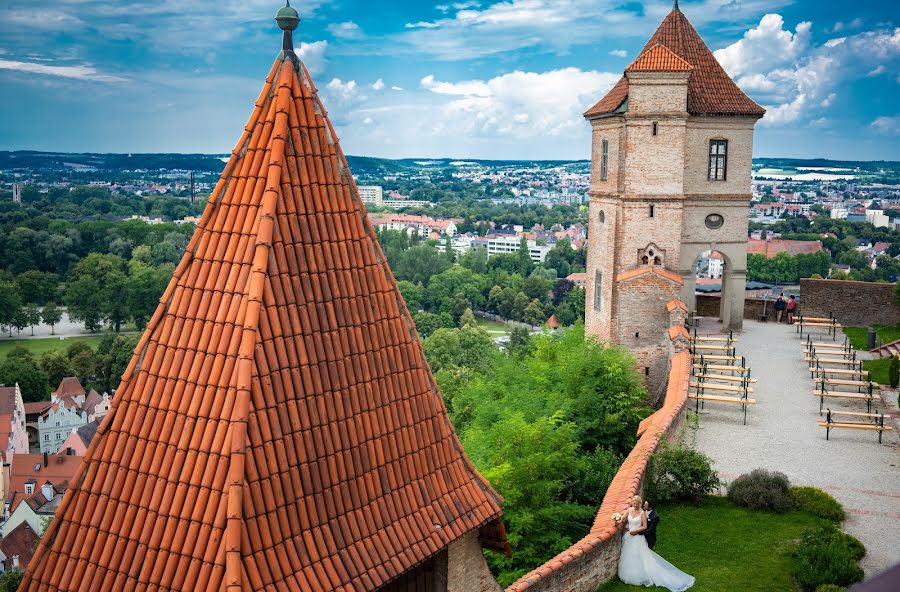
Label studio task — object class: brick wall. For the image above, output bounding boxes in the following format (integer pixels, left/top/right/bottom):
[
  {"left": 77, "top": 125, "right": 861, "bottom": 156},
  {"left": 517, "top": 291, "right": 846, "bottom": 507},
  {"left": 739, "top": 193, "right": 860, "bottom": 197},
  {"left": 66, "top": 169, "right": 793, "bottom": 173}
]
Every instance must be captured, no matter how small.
[
  {"left": 696, "top": 295, "right": 767, "bottom": 320},
  {"left": 504, "top": 350, "right": 692, "bottom": 592},
  {"left": 800, "top": 278, "right": 900, "bottom": 327}
]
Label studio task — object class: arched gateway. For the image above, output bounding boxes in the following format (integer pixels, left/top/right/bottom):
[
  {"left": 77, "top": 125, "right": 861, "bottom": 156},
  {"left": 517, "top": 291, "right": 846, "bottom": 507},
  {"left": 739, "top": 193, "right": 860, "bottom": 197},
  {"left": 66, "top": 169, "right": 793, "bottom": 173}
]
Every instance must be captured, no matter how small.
[{"left": 583, "top": 4, "right": 764, "bottom": 392}]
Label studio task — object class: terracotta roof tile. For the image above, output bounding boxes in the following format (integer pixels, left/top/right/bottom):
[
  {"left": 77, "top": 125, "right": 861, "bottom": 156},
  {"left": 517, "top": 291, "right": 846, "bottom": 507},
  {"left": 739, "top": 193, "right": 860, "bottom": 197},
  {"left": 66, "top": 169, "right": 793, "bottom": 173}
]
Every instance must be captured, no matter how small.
[
  {"left": 616, "top": 266, "right": 684, "bottom": 286},
  {"left": 625, "top": 44, "right": 693, "bottom": 72},
  {"left": 585, "top": 7, "right": 765, "bottom": 119},
  {"left": 0, "top": 522, "right": 40, "bottom": 570},
  {"left": 24, "top": 21, "right": 505, "bottom": 592},
  {"left": 51, "top": 377, "right": 84, "bottom": 399},
  {"left": 666, "top": 298, "right": 689, "bottom": 313}
]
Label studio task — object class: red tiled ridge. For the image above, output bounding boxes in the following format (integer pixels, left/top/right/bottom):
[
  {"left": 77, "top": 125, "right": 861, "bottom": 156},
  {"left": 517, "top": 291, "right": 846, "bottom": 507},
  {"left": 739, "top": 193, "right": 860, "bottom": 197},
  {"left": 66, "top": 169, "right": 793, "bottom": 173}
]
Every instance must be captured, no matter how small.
[
  {"left": 667, "top": 325, "right": 690, "bottom": 342},
  {"left": 505, "top": 350, "right": 691, "bottom": 591},
  {"left": 24, "top": 53, "right": 506, "bottom": 592},
  {"left": 585, "top": 7, "right": 765, "bottom": 118},
  {"left": 666, "top": 299, "right": 688, "bottom": 313},
  {"left": 625, "top": 44, "right": 693, "bottom": 73},
  {"left": 616, "top": 265, "right": 684, "bottom": 286}
]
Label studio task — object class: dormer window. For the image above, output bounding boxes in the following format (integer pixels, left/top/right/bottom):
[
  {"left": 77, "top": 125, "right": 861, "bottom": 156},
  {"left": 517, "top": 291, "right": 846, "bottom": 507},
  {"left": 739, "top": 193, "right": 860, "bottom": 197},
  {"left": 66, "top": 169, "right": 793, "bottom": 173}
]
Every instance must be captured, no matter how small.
[{"left": 708, "top": 140, "right": 728, "bottom": 181}]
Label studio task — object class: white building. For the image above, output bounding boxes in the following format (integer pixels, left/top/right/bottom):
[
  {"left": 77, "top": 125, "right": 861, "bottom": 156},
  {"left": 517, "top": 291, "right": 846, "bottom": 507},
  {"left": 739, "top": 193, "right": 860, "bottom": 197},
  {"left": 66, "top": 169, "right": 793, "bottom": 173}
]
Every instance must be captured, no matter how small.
[
  {"left": 357, "top": 186, "right": 384, "bottom": 207},
  {"left": 866, "top": 209, "right": 889, "bottom": 228},
  {"left": 473, "top": 236, "right": 551, "bottom": 263},
  {"left": 12, "top": 184, "right": 22, "bottom": 204},
  {"left": 830, "top": 207, "right": 848, "bottom": 220}
]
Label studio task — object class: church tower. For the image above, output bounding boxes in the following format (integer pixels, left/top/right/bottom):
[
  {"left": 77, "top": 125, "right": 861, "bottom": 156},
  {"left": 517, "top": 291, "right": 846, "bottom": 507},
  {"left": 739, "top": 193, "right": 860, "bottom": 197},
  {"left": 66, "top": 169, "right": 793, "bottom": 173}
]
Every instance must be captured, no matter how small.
[{"left": 584, "top": 3, "right": 764, "bottom": 391}]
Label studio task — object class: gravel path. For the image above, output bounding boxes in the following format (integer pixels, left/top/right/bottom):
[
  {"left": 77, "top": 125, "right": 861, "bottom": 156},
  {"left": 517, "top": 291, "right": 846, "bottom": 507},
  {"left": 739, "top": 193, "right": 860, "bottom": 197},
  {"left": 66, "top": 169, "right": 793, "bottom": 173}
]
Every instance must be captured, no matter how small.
[{"left": 691, "top": 319, "right": 899, "bottom": 579}]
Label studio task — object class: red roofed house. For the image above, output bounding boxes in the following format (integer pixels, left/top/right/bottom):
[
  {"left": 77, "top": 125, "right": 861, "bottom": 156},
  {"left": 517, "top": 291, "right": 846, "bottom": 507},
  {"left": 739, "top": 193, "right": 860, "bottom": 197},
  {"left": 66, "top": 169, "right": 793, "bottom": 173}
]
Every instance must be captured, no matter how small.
[
  {"left": 0, "top": 521, "right": 39, "bottom": 572},
  {"left": 24, "top": 5, "right": 507, "bottom": 591},
  {"left": 747, "top": 239, "right": 824, "bottom": 258},
  {"left": 583, "top": 1, "right": 764, "bottom": 389},
  {"left": 566, "top": 272, "right": 588, "bottom": 288},
  {"left": 3, "top": 451, "right": 80, "bottom": 537}
]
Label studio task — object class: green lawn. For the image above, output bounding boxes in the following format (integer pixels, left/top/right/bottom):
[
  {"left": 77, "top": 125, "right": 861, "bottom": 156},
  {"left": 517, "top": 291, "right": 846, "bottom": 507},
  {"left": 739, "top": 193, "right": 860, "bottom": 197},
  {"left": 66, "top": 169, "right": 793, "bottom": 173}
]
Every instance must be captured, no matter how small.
[
  {"left": 474, "top": 317, "right": 514, "bottom": 336},
  {"left": 864, "top": 358, "right": 892, "bottom": 385},
  {"left": 0, "top": 335, "right": 108, "bottom": 361},
  {"left": 843, "top": 324, "right": 900, "bottom": 350},
  {"left": 596, "top": 496, "right": 825, "bottom": 592}
]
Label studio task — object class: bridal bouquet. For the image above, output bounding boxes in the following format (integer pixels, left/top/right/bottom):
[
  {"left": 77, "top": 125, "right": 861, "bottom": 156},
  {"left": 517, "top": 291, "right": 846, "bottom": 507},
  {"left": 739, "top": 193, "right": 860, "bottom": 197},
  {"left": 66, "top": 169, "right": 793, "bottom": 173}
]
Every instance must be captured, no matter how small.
[{"left": 611, "top": 512, "right": 623, "bottom": 524}]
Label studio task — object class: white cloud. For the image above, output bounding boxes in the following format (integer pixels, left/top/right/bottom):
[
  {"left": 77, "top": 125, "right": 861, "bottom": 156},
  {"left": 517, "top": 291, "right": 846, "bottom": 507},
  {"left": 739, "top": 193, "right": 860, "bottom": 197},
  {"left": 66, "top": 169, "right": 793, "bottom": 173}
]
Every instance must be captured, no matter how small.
[
  {"left": 372, "top": 78, "right": 385, "bottom": 91},
  {"left": 831, "top": 18, "right": 863, "bottom": 33},
  {"left": 609, "top": 49, "right": 627, "bottom": 58},
  {"left": 867, "top": 65, "right": 886, "bottom": 77},
  {"left": 328, "top": 21, "right": 364, "bottom": 40},
  {"left": 325, "top": 78, "right": 361, "bottom": 105},
  {"left": 871, "top": 116, "right": 900, "bottom": 135},
  {"left": 297, "top": 41, "right": 328, "bottom": 75},
  {"left": 419, "top": 68, "right": 619, "bottom": 139},
  {"left": 405, "top": 21, "right": 441, "bottom": 29},
  {"left": 391, "top": 86, "right": 404, "bottom": 91},
  {"left": 0, "top": 59, "right": 123, "bottom": 82},
  {"left": 714, "top": 15, "right": 900, "bottom": 126}
]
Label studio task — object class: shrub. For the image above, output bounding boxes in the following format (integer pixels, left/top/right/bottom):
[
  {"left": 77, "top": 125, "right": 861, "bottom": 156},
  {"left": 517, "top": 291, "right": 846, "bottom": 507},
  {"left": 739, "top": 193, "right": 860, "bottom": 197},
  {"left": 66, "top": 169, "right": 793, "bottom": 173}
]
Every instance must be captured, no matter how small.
[
  {"left": 793, "top": 524, "right": 865, "bottom": 591},
  {"left": 889, "top": 355, "right": 899, "bottom": 388},
  {"left": 727, "top": 469, "right": 792, "bottom": 512},
  {"left": 790, "top": 487, "right": 846, "bottom": 522},
  {"left": 644, "top": 445, "right": 720, "bottom": 503}
]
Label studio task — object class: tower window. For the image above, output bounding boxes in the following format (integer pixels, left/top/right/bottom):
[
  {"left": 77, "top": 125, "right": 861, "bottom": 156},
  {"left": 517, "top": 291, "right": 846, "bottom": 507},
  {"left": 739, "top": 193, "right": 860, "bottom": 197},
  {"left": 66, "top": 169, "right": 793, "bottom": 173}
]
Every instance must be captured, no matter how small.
[
  {"left": 652, "top": 122, "right": 658, "bottom": 136},
  {"left": 600, "top": 139, "right": 609, "bottom": 181},
  {"left": 708, "top": 140, "right": 728, "bottom": 181},
  {"left": 649, "top": 204, "right": 655, "bottom": 218},
  {"left": 594, "top": 271, "right": 602, "bottom": 311}
]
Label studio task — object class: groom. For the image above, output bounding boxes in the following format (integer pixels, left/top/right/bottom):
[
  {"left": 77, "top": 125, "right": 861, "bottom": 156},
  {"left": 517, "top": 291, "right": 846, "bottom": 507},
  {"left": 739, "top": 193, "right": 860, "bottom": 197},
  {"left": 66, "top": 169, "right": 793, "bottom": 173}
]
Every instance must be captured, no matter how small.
[{"left": 643, "top": 500, "right": 660, "bottom": 550}]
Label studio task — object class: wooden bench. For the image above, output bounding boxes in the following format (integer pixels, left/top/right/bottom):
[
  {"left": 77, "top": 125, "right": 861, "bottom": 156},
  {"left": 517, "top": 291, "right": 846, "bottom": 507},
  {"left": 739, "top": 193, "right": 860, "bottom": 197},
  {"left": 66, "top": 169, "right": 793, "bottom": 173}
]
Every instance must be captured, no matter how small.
[
  {"left": 798, "top": 316, "right": 835, "bottom": 323},
  {"left": 798, "top": 322, "right": 842, "bottom": 339},
  {"left": 806, "top": 357, "right": 860, "bottom": 367},
  {"left": 691, "top": 344, "right": 736, "bottom": 354},
  {"left": 691, "top": 330, "right": 735, "bottom": 344},
  {"left": 694, "top": 373, "right": 758, "bottom": 384},
  {"left": 813, "top": 391, "right": 876, "bottom": 413},
  {"left": 692, "top": 363, "right": 750, "bottom": 375},
  {"left": 690, "top": 381, "right": 754, "bottom": 394},
  {"left": 691, "top": 354, "right": 743, "bottom": 364},
  {"left": 819, "top": 409, "right": 893, "bottom": 443},
  {"left": 688, "top": 394, "right": 756, "bottom": 425},
  {"left": 811, "top": 367, "right": 869, "bottom": 379},
  {"left": 820, "top": 377, "right": 875, "bottom": 390}
]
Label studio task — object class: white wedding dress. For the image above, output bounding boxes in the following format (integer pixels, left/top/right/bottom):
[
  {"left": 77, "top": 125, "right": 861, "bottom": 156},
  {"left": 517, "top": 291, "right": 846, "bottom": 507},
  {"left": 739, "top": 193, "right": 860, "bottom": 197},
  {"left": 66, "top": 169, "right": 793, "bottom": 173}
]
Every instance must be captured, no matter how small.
[{"left": 618, "top": 511, "right": 695, "bottom": 591}]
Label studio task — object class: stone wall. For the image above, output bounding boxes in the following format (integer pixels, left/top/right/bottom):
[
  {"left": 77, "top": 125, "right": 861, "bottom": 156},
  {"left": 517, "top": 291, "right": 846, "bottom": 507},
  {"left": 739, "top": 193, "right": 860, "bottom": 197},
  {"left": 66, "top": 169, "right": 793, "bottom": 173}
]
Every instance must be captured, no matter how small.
[
  {"left": 504, "top": 349, "right": 692, "bottom": 592},
  {"left": 800, "top": 278, "right": 900, "bottom": 327}
]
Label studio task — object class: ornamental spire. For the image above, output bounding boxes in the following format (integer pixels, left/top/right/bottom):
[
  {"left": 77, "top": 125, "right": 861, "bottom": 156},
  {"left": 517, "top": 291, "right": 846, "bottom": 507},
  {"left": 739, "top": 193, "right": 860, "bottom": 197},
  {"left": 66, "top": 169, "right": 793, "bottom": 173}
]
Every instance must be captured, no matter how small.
[{"left": 275, "top": 0, "right": 300, "bottom": 54}]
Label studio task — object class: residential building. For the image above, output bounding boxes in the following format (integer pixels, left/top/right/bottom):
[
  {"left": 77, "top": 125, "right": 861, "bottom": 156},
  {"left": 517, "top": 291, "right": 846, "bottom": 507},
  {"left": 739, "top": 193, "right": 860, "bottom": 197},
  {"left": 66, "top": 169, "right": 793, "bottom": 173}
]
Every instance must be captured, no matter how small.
[
  {"left": 0, "top": 522, "right": 39, "bottom": 572},
  {"left": 0, "top": 385, "right": 29, "bottom": 465},
  {"left": 369, "top": 213, "right": 458, "bottom": 236},
  {"left": 566, "top": 272, "right": 588, "bottom": 288},
  {"left": 25, "top": 378, "right": 111, "bottom": 454},
  {"left": 356, "top": 185, "right": 383, "bottom": 207},
  {"left": 472, "top": 235, "right": 551, "bottom": 262},
  {"left": 866, "top": 208, "right": 889, "bottom": 228},
  {"left": 58, "top": 419, "right": 99, "bottom": 457},
  {"left": 2, "top": 450, "right": 80, "bottom": 538}
]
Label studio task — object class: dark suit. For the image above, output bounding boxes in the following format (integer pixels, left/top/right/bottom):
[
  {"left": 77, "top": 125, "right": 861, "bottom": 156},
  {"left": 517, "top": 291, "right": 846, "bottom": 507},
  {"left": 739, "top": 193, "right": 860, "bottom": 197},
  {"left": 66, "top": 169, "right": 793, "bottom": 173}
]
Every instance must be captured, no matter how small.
[{"left": 644, "top": 510, "right": 660, "bottom": 550}]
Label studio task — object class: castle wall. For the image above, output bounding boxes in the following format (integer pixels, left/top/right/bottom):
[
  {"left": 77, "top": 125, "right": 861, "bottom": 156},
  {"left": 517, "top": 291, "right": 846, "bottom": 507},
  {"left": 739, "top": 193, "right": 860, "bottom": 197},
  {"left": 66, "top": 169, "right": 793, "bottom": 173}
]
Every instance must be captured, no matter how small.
[
  {"left": 448, "top": 531, "right": 503, "bottom": 592},
  {"left": 683, "top": 118, "right": 756, "bottom": 197},
  {"left": 799, "top": 278, "right": 900, "bottom": 327}
]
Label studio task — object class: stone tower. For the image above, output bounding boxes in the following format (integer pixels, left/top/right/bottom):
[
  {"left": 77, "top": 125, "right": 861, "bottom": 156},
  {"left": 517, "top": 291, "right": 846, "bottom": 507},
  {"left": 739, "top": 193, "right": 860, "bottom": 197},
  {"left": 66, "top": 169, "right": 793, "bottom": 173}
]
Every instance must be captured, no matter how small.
[{"left": 583, "top": 4, "right": 764, "bottom": 391}]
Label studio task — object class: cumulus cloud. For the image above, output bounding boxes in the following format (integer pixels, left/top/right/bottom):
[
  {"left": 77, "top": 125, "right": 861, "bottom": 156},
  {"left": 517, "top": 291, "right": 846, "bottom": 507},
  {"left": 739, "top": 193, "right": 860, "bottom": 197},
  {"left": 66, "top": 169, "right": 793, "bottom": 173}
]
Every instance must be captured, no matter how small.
[
  {"left": 391, "top": 86, "right": 404, "bottom": 91},
  {"left": 328, "top": 21, "right": 364, "bottom": 40},
  {"left": 609, "top": 49, "right": 628, "bottom": 58},
  {"left": 297, "top": 41, "right": 328, "bottom": 75},
  {"left": 325, "top": 78, "right": 361, "bottom": 105},
  {"left": 419, "top": 68, "right": 619, "bottom": 139},
  {"left": 871, "top": 116, "right": 900, "bottom": 134},
  {"left": 371, "top": 78, "right": 385, "bottom": 91},
  {"left": 714, "top": 14, "right": 900, "bottom": 126},
  {"left": 0, "top": 59, "right": 123, "bottom": 82}
]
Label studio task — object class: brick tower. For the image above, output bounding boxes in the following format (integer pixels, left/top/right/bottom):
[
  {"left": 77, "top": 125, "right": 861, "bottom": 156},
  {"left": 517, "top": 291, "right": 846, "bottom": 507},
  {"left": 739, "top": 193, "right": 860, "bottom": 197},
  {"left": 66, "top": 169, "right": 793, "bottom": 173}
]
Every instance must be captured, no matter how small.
[{"left": 583, "top": 3, "right": 764, "bottom": 391}]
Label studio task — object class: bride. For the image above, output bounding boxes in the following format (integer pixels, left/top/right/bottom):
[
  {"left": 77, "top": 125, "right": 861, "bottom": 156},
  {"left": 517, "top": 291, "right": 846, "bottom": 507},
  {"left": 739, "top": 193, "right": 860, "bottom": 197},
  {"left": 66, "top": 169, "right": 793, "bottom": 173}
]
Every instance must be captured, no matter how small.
[{"left": 618, "top": 495, "right": 695, "bottom": 591}]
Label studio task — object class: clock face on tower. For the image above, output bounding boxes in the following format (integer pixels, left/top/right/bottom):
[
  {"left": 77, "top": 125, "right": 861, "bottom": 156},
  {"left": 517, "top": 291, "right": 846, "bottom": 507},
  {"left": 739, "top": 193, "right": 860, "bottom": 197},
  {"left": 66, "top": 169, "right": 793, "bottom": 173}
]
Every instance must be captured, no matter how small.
[{"left": 705, "top": 214, "right": 724, "bottom": 229}]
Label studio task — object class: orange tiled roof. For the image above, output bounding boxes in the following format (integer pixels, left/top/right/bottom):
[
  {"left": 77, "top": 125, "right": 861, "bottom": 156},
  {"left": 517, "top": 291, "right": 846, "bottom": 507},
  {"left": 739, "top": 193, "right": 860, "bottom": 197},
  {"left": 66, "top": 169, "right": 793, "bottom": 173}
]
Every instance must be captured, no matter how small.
[
  {"left": 585, "top": 7, "right": 765, "bottom": 118},
  {"left": 6, "top": 453, "right": 80, "bottom": 514},
  {"left": 666, "top": 298, "right": 688, "bottom": 313},
  {"left": 625, "top": 44, "right": 693, "bottom": 73},
  {"left": 0, "top": 522, "right": 40, "bottom": 571},
  {"left": 24, "top": 15, "right": 505, "bottom": 592},
  {"left": 616, "top": 265, "right": 684, "bottom": 286},
  {"left": 51, "top": 377, "right": 84, "bottom": 399},
  {"left": 748, "top": 239, "right": 823, "bottom": 258}
]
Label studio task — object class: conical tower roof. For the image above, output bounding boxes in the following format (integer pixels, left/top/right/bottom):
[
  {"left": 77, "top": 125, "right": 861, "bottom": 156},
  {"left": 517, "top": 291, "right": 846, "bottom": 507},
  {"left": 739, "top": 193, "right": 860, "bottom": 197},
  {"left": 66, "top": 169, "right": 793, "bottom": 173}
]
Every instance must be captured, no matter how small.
[
  {"left": 585, "top": 5, "right": 765, "bottom": 118},
  {"left": 23, "top": 7, "right": 506, "bottom": 591}
]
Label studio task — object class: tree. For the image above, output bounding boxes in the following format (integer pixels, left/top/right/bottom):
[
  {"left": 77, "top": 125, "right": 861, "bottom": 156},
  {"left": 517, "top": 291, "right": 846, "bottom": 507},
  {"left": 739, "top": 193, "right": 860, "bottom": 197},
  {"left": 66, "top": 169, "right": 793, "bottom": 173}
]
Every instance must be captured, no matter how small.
[
  {"left": 66, "top": 341, "right": 97, "bottom": 383},
  {"left": 393, "top": 245, "right": 452, "bottom": 285},
  {"left": 127, "top": 261, "right": 173, "bottom": 328},
  {"left": 396, "top": 280, "right": 423, "bottom": 312},
  {"left": 449, "top": 292, "right": 473, "bottom": 325},
  {"left": 422, "top": 266, "right": 486, "bottom": 313},
  {"left": 22, "top": 302, "right": 42, "bottom": 336},
  {"left": 506, "top": 325, "right": 533, "bottom": 358},
  {"left": 95, "top": 334, "right": 139, "bottom": 393},
  {"left": 512, "top": 292, "right": 530, "bottom": 321},
  {"left": 523, "top": 299, "right": 546, "bottom": 326},
  {"left": 0, "top": 281, "right": 22, "bottom": 337},
  {"left": 458, "top": 308, "right": 477, "bottom": 329},
  {"left": 41, "top": 351, "right": 75, "bottom": 388},
  {"left": 15, "top": 270, "right": 59, "bottom": 305},
  {"left": 11, "top": 306, "right": 29, "bottom": 336},
  {"left": 65, "top": 274, "right": 105, "bottom": 332},
  {"left": 42, "top": 302, "right": 62, "bottom": 335},
  {"left": 105, "top": 270, "right": 130, "bottom": 333},
  {"left": 423, "top": 325, "right": 500, "bottom": 374},
  {"left": 410, "top": 311, "right": 444, "bottom": 339},
  {"left": 0, "top": 356, "right": 49, "bottom": 402},
  {"left": 551, "top": 279, "right": 575, "bottom": 306},
  {"left": 0, "top": 569, "right": 23, "bottom": 592}
]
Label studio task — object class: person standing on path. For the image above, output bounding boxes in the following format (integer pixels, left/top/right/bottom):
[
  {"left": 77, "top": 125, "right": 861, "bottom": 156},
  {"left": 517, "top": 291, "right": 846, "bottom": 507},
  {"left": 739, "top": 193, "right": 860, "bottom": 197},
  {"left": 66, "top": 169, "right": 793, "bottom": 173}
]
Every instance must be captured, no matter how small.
[
  {"left": 774, "top": 294, "right": 786, "bottom": 323},
  {"left": 786, "top": 295, "right": 797, "bottom": 324}
]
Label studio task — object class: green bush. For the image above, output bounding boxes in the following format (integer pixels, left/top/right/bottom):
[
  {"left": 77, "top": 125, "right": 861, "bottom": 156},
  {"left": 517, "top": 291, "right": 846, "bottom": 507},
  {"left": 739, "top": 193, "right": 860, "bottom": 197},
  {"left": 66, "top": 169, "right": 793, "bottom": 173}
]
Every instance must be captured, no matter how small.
[
  {"left": 889, "top": 355, "right": 899, "bottom": 388},
  {"left": 790, "top": 486, "right": 846, "bottom": 522},
  {"left": 793, "top": 524, "right": 865, "bottom": 591},
  {"left": 727, "top": 469, "right": 792, "bottom": 512},
  {"left": 644, "top": 445, "right": 721, "bottom": 503},
  {"left": 814, "top": 586, "right": 844, "bottom": 592}
]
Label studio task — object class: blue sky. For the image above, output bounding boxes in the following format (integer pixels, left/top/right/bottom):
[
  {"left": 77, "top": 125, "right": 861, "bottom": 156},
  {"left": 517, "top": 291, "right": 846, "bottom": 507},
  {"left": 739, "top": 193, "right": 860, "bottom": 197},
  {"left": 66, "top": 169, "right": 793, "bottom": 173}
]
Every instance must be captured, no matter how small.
[{"left": 0, "top": 1, "right": 897, "bottom": 160}]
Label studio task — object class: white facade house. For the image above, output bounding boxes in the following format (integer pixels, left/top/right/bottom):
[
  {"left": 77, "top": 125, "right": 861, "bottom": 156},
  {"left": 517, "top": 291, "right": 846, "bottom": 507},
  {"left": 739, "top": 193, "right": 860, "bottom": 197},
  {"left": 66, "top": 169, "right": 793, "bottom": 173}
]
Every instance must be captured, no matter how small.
[
  {"left": 472, "top": 236, "right": 551, "bottom": 263},
  {"left": 866, "top": 209, "right": 889, "bottom": 228},
  {"left": 357, "top": 185, "right": 384, "bottom": 207},
  {"left": 36, "top": 402, "right": 87, "bottom": 454}
]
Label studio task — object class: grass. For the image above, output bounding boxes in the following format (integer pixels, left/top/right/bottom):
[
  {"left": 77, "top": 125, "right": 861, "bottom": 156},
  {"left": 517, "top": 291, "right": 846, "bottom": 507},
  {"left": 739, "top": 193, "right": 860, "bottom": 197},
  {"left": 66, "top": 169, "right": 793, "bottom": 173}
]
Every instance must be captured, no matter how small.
[
  {"left": 864, "top": 358, "right": 892, "bottom": 386},
  {"left": 473, "top": 317, "right": 514, "bottom": 336},
  {"left": 0, "top": 335, "right": 108, "bottom": 361},
  {"left": 843, "top": 324, "right": 900, "bottom": 350},
  {"left": 596, "top": 496, "right": 826, "bottom": 592}
]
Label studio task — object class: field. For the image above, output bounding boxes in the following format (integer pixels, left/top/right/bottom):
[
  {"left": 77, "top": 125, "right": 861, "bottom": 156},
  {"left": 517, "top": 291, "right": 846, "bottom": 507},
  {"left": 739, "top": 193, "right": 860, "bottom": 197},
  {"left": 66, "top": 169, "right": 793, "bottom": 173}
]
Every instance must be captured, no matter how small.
[
  {"left": 0, "top": 335, "right": 108, "bottom": 361},
  {"left": 596, "top": 496, "right": 825, "bottom": 592},
  {"left": 843, "top": 324, "right": 900, "bottom": 350},
  {"left": 473, "top": 317, "right": 515, "bottom": 336}
]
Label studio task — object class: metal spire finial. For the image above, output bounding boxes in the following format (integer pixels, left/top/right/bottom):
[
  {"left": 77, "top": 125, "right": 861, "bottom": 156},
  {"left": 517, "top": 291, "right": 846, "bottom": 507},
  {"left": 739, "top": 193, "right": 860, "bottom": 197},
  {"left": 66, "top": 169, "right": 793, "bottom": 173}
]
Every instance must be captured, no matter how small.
[
  {"left": 674, "top": 0, "right": 680, "bottom": 10},
  {"left": 276, "top": 0, "right": 300, "bottom": 55}
]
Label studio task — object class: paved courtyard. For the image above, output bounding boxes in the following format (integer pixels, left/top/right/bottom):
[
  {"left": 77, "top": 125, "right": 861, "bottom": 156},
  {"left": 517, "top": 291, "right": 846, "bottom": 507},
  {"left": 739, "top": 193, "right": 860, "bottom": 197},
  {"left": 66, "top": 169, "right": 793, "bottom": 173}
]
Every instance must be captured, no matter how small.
[{"left": 691, "top": 319, "right": 899, "bottom": 578}]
